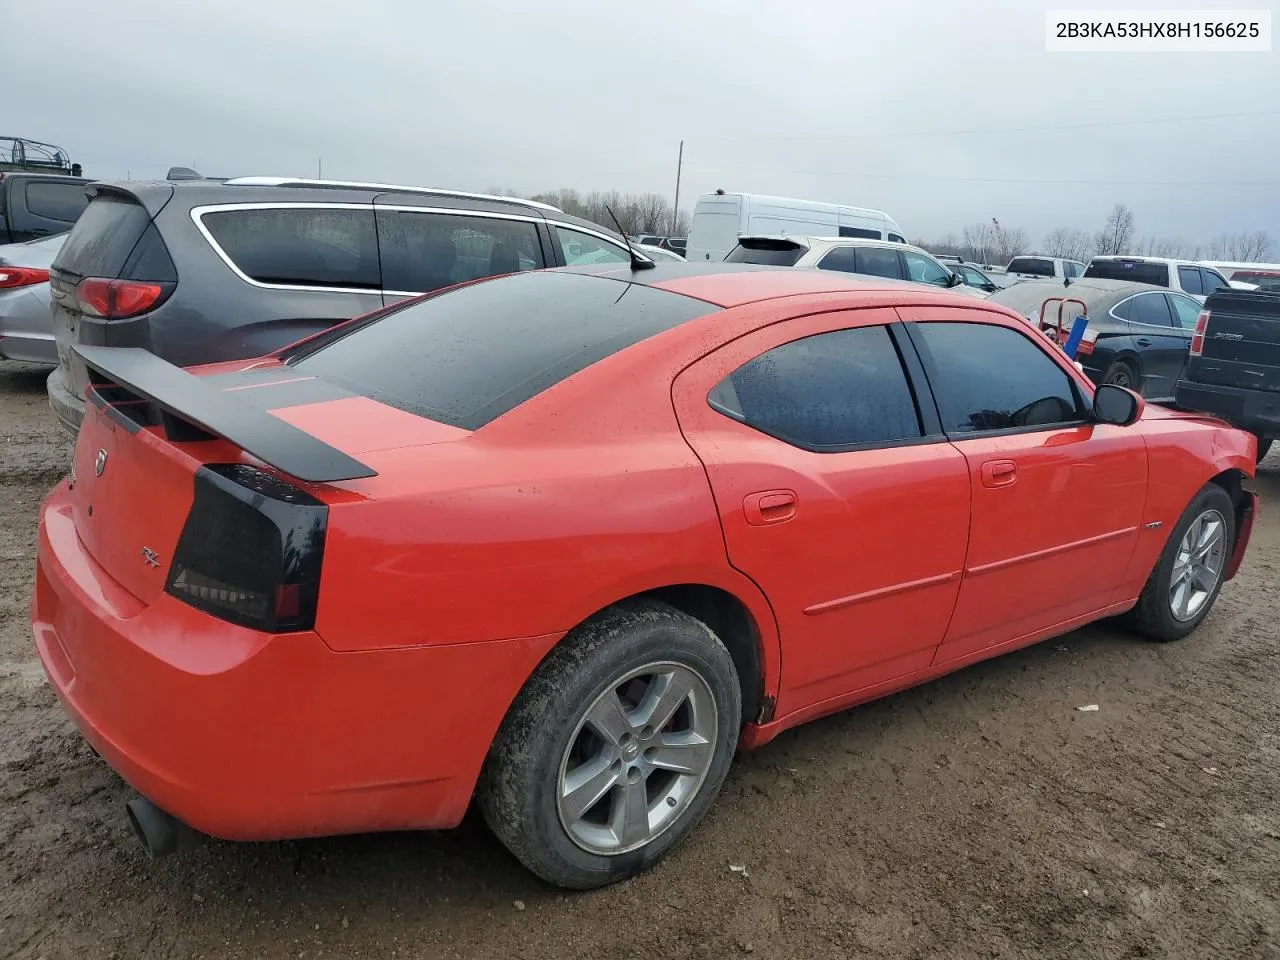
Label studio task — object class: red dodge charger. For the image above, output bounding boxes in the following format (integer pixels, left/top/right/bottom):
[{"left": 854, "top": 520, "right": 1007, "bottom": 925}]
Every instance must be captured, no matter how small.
[{"left": 32, "top": 263, "right": 1258, "bottom": 889}]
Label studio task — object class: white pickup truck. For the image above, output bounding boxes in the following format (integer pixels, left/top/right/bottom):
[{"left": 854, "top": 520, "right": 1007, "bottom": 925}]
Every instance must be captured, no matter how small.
[{"left": 1000, "top": 256, "right": 1087, "bottom": 286}]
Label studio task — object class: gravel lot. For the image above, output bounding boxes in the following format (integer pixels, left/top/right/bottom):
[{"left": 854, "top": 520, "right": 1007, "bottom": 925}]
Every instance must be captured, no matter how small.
[{"left": 2, "top": 358, "right": 1278, "bottom": 960}]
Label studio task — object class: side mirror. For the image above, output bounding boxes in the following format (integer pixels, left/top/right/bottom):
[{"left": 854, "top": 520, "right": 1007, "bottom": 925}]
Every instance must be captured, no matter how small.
[
  {"left": 1093, "top": 383, "right": 1144, "bottom": 426},
  {"left": 983, "top": 281, "right": 997, "bottom": 292},
  {"left": 947, "top": 272, "right": 965, "bottom": 287}
]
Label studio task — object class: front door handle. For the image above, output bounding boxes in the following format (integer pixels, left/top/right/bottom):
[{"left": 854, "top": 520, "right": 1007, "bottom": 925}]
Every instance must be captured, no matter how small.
[
  {"left": 1136, "top": 337, "right": 1152, "bottom": 346},
  {"left": 744, "top": 489, "right": 797, "bottom": 525},
  {"left": 980, "top": 460, "right": 1017, "bottom": 488}
]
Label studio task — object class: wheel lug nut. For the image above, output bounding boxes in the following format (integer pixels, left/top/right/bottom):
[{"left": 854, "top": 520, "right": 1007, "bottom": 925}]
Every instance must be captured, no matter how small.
[
  {"left": 641, "top": 725, "right": 655, "bottom": 740},
  {"left": 627, "top": 767, "right": 642, "bottom": 784}
]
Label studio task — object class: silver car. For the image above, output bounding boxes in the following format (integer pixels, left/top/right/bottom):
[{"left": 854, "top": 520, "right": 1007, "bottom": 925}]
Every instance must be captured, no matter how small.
[{"left": 0, "top": 232, "right": 66, "bottom": 365}]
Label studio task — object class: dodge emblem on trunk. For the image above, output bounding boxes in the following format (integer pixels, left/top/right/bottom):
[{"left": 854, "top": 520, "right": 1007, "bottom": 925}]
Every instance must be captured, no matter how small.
[{"left": 94, "top": 449, "right": 108, "bottom": 477}]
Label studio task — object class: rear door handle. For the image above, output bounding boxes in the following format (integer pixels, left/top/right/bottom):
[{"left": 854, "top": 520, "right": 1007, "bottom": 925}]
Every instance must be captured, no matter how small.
[
  {"left": 980, "top": 460, "right": 1017, "bottom": 488},
  {"left": 743, "top": 489, "right": 797, "bottom": 525},
  {"left": 1136, "top": 337, "right": 1152, "bottom": 346}
]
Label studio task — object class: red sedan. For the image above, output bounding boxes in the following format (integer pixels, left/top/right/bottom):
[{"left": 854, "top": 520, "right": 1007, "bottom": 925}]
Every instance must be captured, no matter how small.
[{"left": 32, "top": 264, "right": 1258, "bottom": 889}]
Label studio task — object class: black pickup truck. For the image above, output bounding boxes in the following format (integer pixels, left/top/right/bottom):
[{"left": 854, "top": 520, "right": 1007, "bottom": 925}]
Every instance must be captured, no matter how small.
[
  {"left": 1175, "top": 288, "right": 1280, "bottom": 461},
  {"left": 0, "top": 172, "right": 91, "bottom": 244}
]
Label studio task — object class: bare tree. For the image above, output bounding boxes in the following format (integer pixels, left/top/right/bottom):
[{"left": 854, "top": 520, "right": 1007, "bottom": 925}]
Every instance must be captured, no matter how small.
[
  {"left": 1095, "top": 203, "right": 1136, "bottom": 256},
  {"left": 1042, "top": 227, "right": 1093, "bottom": 262},
  {"left": 961, "top": 222, "right": 998, "bottom": 265},
  {"left": 1135, "top": 235, "right": 1186, "bottom": 258},
  {"left": 994, "top": 226, "right": 1029, "bottom": 265},
  {"left": 1207, "top": 230, "right": 1273, "bottom": 261}
]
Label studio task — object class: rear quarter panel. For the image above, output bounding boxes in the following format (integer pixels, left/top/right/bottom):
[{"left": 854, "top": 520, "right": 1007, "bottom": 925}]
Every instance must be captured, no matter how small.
[{"left": 310, "top": 310, "right": 784, "bottom": 694}]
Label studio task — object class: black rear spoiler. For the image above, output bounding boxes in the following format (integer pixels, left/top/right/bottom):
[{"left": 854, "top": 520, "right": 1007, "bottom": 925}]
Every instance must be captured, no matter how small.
[{"left": 75, "top": 346, "right": 377, "bottom": 483}]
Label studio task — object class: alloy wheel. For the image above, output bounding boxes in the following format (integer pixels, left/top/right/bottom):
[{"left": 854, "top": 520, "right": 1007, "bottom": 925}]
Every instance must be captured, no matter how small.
[
  {"left": 1169, "top": 509, "right": 1227, "bottom": 622},
  {"left": 556, "top": 662, "right": 718, "bottom": 855}
]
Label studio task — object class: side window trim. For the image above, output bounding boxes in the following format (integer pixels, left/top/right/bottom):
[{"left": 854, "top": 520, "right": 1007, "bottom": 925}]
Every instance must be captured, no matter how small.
[
  {"left": 901, "top": 319, "right": 1091, "bottom": 440},
  {"left": 887, "top": 322, "right": 943, "bottom": 437}
]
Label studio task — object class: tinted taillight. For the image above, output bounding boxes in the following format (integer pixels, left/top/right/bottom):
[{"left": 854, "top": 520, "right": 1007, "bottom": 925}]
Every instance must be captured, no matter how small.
[
  {"left": 0, "top": 266, "right": 50, "bottom": 289},
  {"left": 1190, "top": 310, "right": 1210, "bottom": 356},
  {"left": 76, "top": 277, "right": 168, "bottom": 319},
  {"left": 165, "top": 464, "right": 327, "bottom": 632}
]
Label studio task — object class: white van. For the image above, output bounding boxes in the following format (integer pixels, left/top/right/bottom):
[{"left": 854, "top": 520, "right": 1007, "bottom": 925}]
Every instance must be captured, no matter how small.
[{"left": 685, "top": 191, "right": 906, "bottom": 262}]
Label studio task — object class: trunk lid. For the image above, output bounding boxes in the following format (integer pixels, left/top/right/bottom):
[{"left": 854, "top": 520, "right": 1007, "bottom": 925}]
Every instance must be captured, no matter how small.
[
  {"left": 68, "top": 401, "right": 200, "bottom": 604},
  {"left": 1186, "top": 289, "right": 1280, "bottom": 392},
  {"left": 67, "top": 351, "right": 470, "bottom": 606}
]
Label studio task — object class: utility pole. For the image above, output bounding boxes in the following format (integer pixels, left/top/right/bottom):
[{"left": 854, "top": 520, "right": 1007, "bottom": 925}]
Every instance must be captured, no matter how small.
[
  {"left": 670, "top": 139, "right": 684, "bottom": 236},
  {"left": 318, "top": 157, "right": 323, "bottom": 178}
]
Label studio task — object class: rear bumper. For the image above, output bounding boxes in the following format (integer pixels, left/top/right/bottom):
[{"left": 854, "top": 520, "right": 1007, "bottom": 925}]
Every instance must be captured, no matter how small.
[
  {"left": 46, "top": 366, "right": 84, "bottom": 435},
  {"left": 32, "top": 485, "right": 560, "bottom": 841},
  {"left": 1174, "top": 380, "right": 1280, "bottom": 438}
]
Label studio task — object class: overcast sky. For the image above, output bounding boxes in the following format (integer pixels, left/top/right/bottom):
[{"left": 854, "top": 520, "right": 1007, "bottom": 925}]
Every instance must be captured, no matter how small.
[{"left": 5, "top": 0, "right": 1277, "bottom": 246}]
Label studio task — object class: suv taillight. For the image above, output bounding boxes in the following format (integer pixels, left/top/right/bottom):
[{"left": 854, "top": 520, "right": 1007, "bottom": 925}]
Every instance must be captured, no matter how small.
[
  {"left": 165, "top": 464, "right": 327, "bottom": 632},
  {"left": 0, "top": 266, "right": 49, "bottom": 289},
  {"left": 1190, "top": 310, "right": 1210, "bottom": 356},
  {"left": 76, "top": 277, "right": 169, "bottom": 319}
]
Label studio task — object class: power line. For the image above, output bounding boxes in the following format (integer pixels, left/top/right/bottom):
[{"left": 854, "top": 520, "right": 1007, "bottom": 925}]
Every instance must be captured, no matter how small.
[
  {"left": 694, "top": 108, "right": 1280, "bottom": 143},
  {"left": 683, "top": 160, "right": 1280, "bottom": 188}
]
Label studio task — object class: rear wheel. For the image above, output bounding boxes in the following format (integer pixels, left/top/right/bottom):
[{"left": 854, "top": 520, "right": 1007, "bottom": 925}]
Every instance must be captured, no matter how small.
[
  {"left": 479, "top": 600, "right": 741, "bottom": 889},
  {"left": 1102, "top": 358, "right": 1138, "bottom": 391},
  {"left": 1127, "top": 483, "right": 1235, "bottom": 642}
]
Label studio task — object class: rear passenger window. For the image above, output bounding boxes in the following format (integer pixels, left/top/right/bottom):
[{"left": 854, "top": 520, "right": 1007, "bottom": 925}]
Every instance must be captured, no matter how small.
[
  {"left": 912, "top": 322, "right": 1082, "bottom": 434},
  {"left": 201, "top": 207, "right": 380, "bottom": 289},
  {"left": 1177, "top": 265, "right": 1203, "bottom": 295},
  {"left": 25, "top": 181, "right": 89, "bottom": 223},
  {"left": 1129, "top": 293, "right": 1174, "bottom": 327},
  {"left": 377, "top": 210, "right": 544, "bottom": 293},
  {"left": 857, "top": 247, "right": 903, "bottom": 279},
  {"left": 707, "top": 325, "right": 922, "bottom": 450},
  {"left": 816, "top": 247, "right": 858, "bottom": 274}
]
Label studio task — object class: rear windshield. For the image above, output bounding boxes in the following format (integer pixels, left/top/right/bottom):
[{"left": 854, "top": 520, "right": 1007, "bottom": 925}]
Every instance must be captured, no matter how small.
[
  {"left": 51, "top": 195, "right": 151, "bottom": 279},
  {"left": 1007, "top": 257, "right": 1054, "bottom": 277},
  {"left": 1083, "top": 260, "right": 1170, "bottom": 286},
  {"left": 725, "top": 241, "right": 805, "bottom": 266},
  {"left": 291, "top": 271, "right": 714, "bottom": 429}
]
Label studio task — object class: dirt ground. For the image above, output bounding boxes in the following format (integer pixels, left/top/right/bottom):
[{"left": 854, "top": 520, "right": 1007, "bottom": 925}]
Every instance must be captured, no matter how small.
[{"left": 2, "top": 358, "right": 1278, "bottom": 960}]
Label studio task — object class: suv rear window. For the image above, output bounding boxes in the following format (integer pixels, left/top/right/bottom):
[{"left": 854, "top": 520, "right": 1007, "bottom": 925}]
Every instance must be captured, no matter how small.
[
  {"left": 26, "top": 181, "right": 89, "bottom": 223},
  {"left": 201, "top": 206, "right": 381, "bottom": 289},
  {"left": 1007, "top": 257, "right": 1054, "bottom": 277},
  {"left": 725, "top": 240, "right": 805, "bottom": 266},
  {"left": 51, "top": 195, "right": 152, "bottom": 279},
  {"left": 1083, "top": 259, "right": 1170, "bottom": 286},
  {"left": 290, "top": 271, "right": 714, "bottom": 430}
]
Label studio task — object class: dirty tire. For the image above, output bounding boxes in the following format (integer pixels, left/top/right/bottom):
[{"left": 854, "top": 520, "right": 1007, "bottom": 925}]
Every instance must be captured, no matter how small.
[
  {"left": 1127, "top": 483, "right": 1235, "bottom": 643},
  {"left": 478, "top": 599, "right": 741, "bottom": 890},
  {"left": 1102, "top": 358, "right": 1138, "bottom": 391}
]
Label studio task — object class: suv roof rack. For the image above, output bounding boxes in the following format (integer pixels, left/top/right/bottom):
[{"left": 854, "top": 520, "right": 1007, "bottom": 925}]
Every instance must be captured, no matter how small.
[{"left": 221, "top": 177, "right": 562, "bottom": 213}]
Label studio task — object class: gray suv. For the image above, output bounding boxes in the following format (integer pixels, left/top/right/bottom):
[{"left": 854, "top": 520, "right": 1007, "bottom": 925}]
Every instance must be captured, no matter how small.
[{"left": 46, "top": 177, "right": 645, "bottom": 433}]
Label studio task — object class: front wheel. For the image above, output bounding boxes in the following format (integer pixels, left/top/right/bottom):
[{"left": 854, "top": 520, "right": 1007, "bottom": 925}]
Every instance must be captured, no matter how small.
[
  {"left": 479, "top": 600, "right": 742, "bottom": 889},
  {"left": 1127, "top": 483, "right": 1235, "bottom": 642}
]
